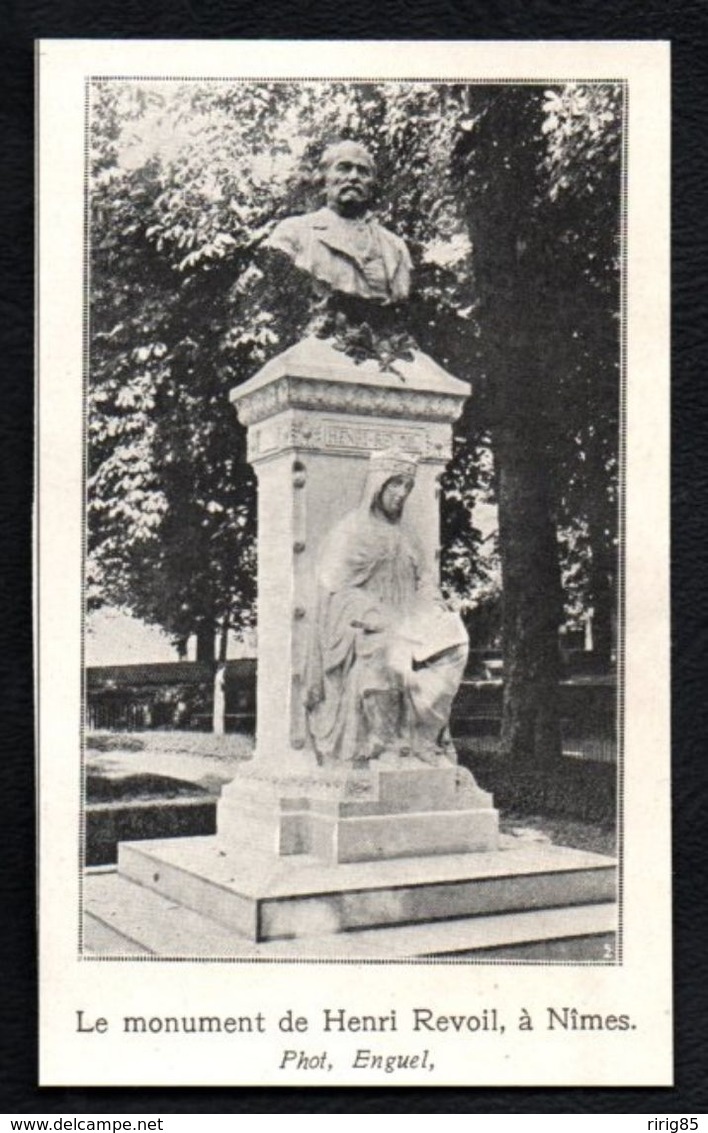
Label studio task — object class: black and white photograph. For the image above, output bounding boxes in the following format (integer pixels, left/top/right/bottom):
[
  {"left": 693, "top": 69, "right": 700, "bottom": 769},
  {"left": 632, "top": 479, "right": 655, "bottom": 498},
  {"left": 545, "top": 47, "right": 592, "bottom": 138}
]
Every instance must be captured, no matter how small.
[{"left": 37, "top": 40, "right": 671, "bottom": 1087}]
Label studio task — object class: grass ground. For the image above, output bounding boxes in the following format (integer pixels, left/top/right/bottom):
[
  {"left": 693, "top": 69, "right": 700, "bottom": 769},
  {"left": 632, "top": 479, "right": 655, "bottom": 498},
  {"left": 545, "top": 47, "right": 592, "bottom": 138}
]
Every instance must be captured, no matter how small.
[
  {"left": 86, "top": 730, "right": 616, "bottom": 857},
  {"left": 499, "top": 811, "right": 616, "bottom": 856},
  {"left": 87, "top": 730, "right": 253, "bottom": 760}
]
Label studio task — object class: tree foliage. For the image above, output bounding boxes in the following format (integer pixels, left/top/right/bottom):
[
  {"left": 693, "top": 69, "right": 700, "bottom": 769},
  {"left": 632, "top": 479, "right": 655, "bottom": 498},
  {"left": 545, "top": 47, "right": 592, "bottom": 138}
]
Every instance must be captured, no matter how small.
[
  {"left": 448, "top": 84, "right": 621, "bottom": 763},
  {"left": 88, "top": 81, "right": 489, "bottom": 657}
]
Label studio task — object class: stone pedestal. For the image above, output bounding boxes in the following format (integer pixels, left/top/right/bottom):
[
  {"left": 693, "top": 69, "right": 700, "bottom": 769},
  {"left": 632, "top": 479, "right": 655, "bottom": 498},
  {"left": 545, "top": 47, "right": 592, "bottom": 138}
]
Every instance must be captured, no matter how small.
[
  {"left": 91, "top": 338, "right": 618, "bottom": 958},
  {"left": 217, "top": 335, "right": 499, "bottom": 862},
  {"left": 219, "top": 763, "right": 498, "bottom": 864}
]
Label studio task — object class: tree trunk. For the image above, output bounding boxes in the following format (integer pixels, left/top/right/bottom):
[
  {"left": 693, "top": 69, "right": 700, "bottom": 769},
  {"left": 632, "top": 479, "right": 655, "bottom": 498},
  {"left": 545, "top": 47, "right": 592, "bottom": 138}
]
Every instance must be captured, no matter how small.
[
  {"left": 212, "top": 665, "right": 226, "bottom": 736},
  {"left": 494, "top": 422, "right": 564, "bottom": 771},
  {"left": 585, "top": 535, "right": 615, "bottom": 670},
  {"left": 217, "top": 618, "right": 229, "bottom": 663},
  {"left": 455, "top": 87, "right": 566, "bottom": 777},
  {"left": 195, "top": 625, "right": 215, "bottom": 663},
  {"left": 584, "top": 453, "right": 617, "bottom": 671},
  {"left": 212, "top": 619, "right": 229, "bottom": 734}
]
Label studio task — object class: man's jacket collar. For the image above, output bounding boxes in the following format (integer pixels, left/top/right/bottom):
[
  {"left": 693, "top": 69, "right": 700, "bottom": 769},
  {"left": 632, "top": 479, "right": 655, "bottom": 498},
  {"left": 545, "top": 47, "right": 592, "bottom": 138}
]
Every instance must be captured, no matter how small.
[{"left": 307, "top": 207, "right": 403, "bottom": 277}]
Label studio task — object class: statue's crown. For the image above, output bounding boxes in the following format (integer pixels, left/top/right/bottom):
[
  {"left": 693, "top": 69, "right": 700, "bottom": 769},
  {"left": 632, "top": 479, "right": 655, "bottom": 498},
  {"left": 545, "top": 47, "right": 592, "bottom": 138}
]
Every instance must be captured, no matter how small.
[{"left": 369, "top": 448, "right": 419, "bottom": 478}]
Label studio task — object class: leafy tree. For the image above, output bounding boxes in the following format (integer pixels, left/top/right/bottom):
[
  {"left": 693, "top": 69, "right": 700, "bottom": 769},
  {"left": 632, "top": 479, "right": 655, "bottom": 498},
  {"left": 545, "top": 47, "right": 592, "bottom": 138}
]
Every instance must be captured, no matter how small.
[
  {"left": 88, "top": 82, "right": 304, "bottom": 658},
  {"left": 542, "top": 84, "right": 622, "bottom": 666},
  {"left": 450, "top": 84, "right": 621, "bottom": 765},
  {"left": 87, "top": 80, "right": 488, "bottom": 659}
]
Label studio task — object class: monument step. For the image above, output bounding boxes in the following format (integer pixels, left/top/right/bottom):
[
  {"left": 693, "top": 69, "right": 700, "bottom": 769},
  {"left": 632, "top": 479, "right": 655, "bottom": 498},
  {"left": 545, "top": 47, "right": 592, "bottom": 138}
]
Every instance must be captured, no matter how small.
[
  {"left": 115, "top": 835, "right": 616, "bottom": 943},
  {"left": 84, "top": 870, "right": 615, "bottom": 959}
]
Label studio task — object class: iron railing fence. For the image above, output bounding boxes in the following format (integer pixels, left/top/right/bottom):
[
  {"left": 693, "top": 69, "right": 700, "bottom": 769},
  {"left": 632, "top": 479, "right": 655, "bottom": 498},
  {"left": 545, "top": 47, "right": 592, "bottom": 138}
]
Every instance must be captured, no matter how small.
[{"left": 88, "top": 666, "right": 616, "bottom": 765}]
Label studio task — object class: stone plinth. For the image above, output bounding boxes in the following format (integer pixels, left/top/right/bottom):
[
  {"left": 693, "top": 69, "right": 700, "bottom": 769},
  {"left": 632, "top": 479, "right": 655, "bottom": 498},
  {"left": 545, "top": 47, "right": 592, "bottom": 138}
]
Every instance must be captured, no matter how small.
[
  {"left": 93, "top": 339, "right": 617, "bottom": 960},
  {"left": 218, "top": 763, "right": 497, "bottom": 864},
  {"left": 228, "top": 336, "right": 470, "bottom": 762},
  {"left": 217, "top": 334, "right": 499, "bottom": 863},
  {"left": 108, "top": 836, "right": 616, "bottom": 947}
]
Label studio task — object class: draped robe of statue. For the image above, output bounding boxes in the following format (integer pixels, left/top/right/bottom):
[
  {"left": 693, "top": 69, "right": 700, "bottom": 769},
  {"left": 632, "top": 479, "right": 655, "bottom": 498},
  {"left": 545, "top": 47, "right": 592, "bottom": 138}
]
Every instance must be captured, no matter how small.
[{"left": 304, "top": 454, "right": 469, "bottom": 767}]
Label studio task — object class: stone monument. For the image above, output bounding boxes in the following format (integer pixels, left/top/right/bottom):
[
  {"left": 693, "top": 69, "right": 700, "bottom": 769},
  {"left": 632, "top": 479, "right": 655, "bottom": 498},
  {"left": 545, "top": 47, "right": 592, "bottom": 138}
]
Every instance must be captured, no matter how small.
[
  {"left": 217, "top": 140, "right": 499, "bottom": 864},
  {"left": 98, "top": 143, "right": 616, "bottom": 956}
]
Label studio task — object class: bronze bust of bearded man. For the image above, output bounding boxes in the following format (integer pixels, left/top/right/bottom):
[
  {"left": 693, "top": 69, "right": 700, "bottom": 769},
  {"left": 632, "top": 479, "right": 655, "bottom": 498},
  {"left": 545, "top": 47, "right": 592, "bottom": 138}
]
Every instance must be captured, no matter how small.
[{"left": 265, "top": 141, "right": 416, "bottom": 367}]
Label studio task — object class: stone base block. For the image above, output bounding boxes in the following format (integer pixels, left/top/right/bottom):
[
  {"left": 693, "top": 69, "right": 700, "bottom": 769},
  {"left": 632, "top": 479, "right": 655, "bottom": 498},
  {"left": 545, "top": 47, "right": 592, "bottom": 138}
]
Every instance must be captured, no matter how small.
[
  {"left": 116, "top": 835, "right": 616, "bottom": 944},
  {"left": 308, "top": 808, "right": 499, "bottom": 863},
  {"left": 84, "top": 867, "right": 617, "bottom": 960},
  {"left": 217, "top": 762, "right": 499, "bottom": 863}
]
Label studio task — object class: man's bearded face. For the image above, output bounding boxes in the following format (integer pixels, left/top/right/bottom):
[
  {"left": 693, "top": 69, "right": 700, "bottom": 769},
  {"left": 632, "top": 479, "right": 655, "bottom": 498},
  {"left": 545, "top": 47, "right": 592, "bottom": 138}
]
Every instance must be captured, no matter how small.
[
  {"left": 377, "top": 474, "right": 414, "bottom": 522},
  {"left": 323, "top": 143, "right": 375, "bottom": 216}
]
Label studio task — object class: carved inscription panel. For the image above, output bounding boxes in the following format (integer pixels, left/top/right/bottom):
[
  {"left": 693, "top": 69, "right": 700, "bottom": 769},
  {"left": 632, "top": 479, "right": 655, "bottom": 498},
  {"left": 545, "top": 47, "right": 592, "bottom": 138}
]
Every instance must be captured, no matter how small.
[{"left": 248, "top": 410, "right": 451, "bottom": 464}]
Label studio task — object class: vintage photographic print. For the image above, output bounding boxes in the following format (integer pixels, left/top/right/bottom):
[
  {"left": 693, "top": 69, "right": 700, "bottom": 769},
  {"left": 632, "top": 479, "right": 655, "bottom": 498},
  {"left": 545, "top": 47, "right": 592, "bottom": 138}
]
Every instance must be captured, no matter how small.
[{"left": 37, "top": 40, "right": 670, "bottom": 1086}]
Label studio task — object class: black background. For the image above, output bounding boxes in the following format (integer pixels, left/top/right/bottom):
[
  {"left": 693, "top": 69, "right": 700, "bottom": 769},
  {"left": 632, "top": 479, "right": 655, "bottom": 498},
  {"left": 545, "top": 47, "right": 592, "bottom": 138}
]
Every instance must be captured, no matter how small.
[{"left": 2, "top": 0, "right": 706, "bottom": 1114}]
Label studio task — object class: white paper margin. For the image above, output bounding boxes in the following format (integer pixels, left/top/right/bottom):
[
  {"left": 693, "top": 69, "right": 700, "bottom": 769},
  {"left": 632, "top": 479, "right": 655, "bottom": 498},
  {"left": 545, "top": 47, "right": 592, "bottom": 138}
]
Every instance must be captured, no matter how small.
[{"left": 37, "top": 39, "right": 671, "bottom": 1087}]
